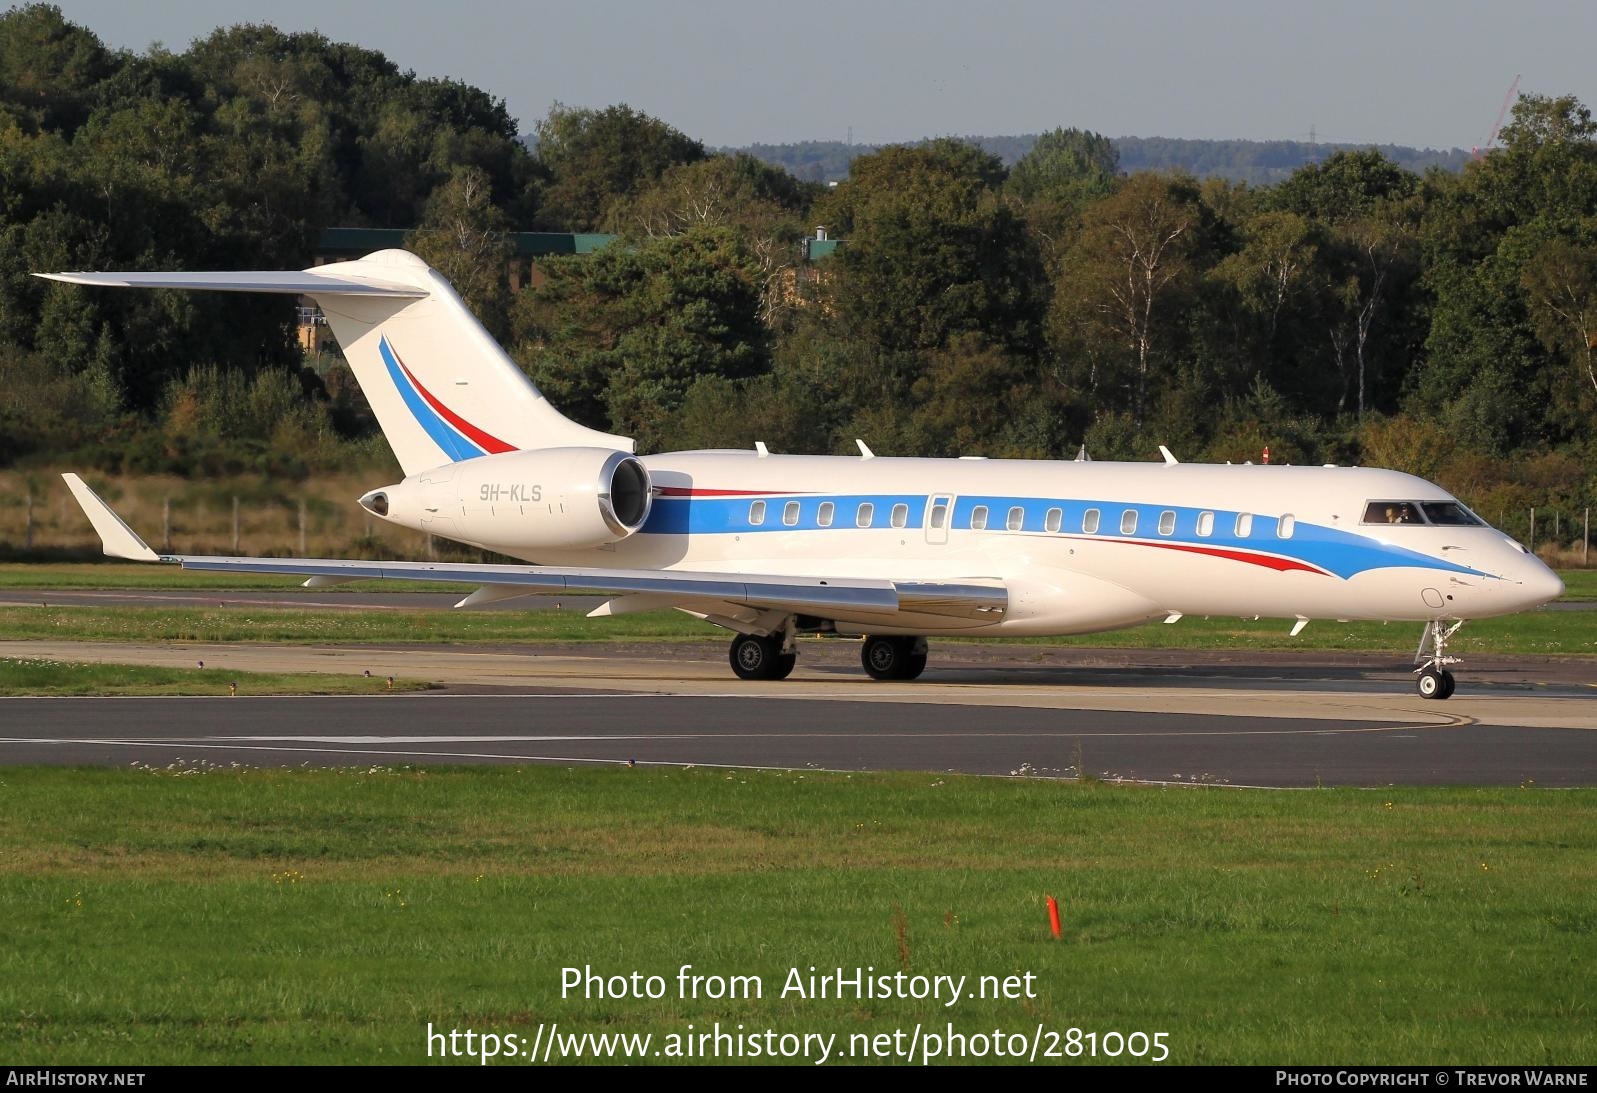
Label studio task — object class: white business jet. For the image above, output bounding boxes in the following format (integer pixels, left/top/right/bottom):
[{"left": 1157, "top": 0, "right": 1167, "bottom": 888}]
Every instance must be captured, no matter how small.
[{"left": 46, "top": 250, "right": 1564, "bottom": 698}]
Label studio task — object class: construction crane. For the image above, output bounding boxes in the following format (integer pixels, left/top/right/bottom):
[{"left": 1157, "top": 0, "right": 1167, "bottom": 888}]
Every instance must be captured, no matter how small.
[{"left": 1473, "top": 74, "right": 1522, "bottom": 159}]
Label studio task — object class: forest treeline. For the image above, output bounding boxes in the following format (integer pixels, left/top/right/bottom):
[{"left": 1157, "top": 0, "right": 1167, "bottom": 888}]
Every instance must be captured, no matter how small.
[
  {"left": 1, "top": 4, "right": 1594, "bottom": 533},
  {"left": 734, "top": 135, "right": 1471, "bottom": 186}
]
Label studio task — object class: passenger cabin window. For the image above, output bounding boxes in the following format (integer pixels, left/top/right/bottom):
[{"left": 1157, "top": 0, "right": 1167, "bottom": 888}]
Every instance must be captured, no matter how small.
[
  {"left": 1235, "top": 512, "right": 1253, "bottom": 537},
  {"left": 1279, "top": 514, "right": 1296, "bottom": 538},
  {"left": 856, "top": 502, "right": 874, "bottom": 528},
  {"left": 1196, "top": 511, "right": 1214, "bottom": 537},
  {"left": 971, "top": 505, "right": 989, "bottom": 531},
  {"left": 1082, "top": 508, "right": 1100, "bottom": 534},
  {"left": 1120, "top": 509, "right": 1138, "bottom": 535},
  {"left": 1420, "top": 501, "right": 1484, "bottom": 526},
  {"left": 929, "top": 502, "right": 947, "bottom": 529},
  {"left": 1045, "top": 508, "right": 1063, "bottom": 533},
  {"left": 818, "top": 501, "right": 834, "bottom": 528},
  {"left": 1158, "top": 510, "right": 1176, "bottom": 536},
  {"left": 891, "top": 503, "right": 909, "bottom": 528},
  {"left": 749, "top": 500, "right": 766, "bottom": 526},
  {"left": 1007, "top": 506, "right": 1024, "bottom": 531},
  {"left": 783, "top": 500, "right": 800, "bottom": 526}
]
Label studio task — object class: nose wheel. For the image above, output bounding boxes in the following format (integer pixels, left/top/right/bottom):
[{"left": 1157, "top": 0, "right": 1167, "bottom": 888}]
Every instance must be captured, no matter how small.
[
  {"left": 1413, "top": 619, "right": 1463, "bottom": 700},
  {"left": 1416, "top": 667, "right": 1455, "bottom": 700}
]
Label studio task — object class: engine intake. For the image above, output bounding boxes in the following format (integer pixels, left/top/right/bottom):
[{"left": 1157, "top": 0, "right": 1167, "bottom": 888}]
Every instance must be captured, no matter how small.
[{"left": 600, "top": 451, "right": 652, "bottom": 535}]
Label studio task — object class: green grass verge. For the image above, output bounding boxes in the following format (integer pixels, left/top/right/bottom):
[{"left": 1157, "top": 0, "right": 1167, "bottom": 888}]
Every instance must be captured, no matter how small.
[
  {"left": 1558, "top": 568, "right": 1597, "bottom": 600},
  {"left": 0, "top": 658, "right": 433, "bottom": 696},
  {"left": 0, "top": 767, "right": 1591, "bottom": 1065},
  {"left": 0, "top": 602, "right": 1592, "bottom": 655}
]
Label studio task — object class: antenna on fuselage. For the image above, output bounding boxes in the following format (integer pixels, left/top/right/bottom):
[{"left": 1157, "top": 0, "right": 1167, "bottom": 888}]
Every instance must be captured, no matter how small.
[
  {"left": 1074, "top": 444, "right": 1091, "bottom": 462},
  {"left": 1158, "top": 445, "right": 1179, "bottom": 465},
  {"left": 856, "top": 439, "right": 875, "bottom": 459}
]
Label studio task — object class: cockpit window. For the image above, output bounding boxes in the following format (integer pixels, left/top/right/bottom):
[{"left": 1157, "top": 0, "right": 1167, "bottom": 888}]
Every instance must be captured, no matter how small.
[
  {"left": 1419, "top": 501, "right": 1484, "bottom": 526},
  {"left": 1362, "top": 501, "right": 1426, "bottom": 525}
]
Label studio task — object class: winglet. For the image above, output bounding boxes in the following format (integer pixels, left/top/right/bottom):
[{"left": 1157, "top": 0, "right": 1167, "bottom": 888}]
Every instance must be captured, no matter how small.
[{"left": 61, "top": 473, "right": 161, "bottom": 561}]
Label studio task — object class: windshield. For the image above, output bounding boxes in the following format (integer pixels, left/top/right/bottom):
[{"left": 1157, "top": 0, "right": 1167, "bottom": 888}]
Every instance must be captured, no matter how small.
[
  {"left": 1362, "top": 501, "right": 1424, "bottom": 525},
  {"left": 1361, "top": 500, "right": 1486, "bottom": 527},
  {"left": 1419, "top": 501, "right": 1484, "bottom": 526}
]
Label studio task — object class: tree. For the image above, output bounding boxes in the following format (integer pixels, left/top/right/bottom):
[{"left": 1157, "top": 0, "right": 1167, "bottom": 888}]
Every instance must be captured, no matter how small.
[
  {"left": 512, "top": 227, "right": 768, "bottom": 450},
  {"left": 1521, "top": 234, "right": 1597, "bottom": 407},
  {"left": 1271, "top": 150, "right": 1422, "bottom": 418},
  {"left": 1412, "top": 94, "right": 1597, "bottom": 451},
  {"left": 1052, "top": 173, "right": 1205, "bottom": 424},
  {"left": 406, "top": 166, "right": 515, "bottom": 340},
  {"left": 1207, "top": 209, "right": 1326, "bottom": 393},
  {"left": 1326, "top": 208, "right": 1419, "bottom": 417},
  {"left": 1009, "top": 128, "right": 1117, "bottom": 201},
  {"left": 0, "top": 4, "right": 114, "bottom": 132},
  {"left": 1271, "top": 148, "right": 1417, "bottom": 223},
  {"left": 819, "top": 139, "right": 1045, "bottom": 358},
  {"left": 611, "top": 153, "right": 815, "bottom": 324},
  {"left": 533, "top": 103, "right": 704, "bottom": 230}
]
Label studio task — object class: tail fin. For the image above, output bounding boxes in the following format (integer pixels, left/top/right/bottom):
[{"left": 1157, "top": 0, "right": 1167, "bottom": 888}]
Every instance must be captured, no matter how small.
[{"left": 39, "top": 250, "right": 632, "bottom": 474}]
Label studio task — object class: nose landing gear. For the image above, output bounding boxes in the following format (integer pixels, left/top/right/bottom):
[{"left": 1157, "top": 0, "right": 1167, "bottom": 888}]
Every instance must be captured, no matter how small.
[{"left": 1414, "top": 618, "right": 1462, "bottom": 700}]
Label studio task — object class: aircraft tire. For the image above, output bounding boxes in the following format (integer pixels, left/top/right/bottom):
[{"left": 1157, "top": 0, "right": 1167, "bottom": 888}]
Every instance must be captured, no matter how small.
[
  {"left": 1438, "top": 670, "right": 1456, "bottom": 699},
  {"left": 730, "top": 633, "right": 785, "bottom": 681},
  {"left": 862, "top": 636, "right": 925, "bottom": 680},
  {"left": 1416, "top": 668, "right": 1446, "bottom": 700}
]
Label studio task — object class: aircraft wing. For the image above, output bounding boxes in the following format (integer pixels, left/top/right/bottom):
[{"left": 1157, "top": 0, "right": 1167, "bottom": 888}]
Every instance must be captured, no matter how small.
[{"left": 62, "top": 474, "right": 1006, "bottom": 623}]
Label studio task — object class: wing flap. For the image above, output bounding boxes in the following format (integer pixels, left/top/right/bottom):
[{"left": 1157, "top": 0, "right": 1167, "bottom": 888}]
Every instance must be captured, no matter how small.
[{"left": 172, "top": 555, "right": 904, "bottom": 614}]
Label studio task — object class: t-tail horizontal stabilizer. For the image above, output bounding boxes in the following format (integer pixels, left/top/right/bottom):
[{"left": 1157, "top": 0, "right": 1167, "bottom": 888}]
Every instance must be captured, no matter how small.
[{"left": 61, "top": 473, "right": 160, "bottom": 562}]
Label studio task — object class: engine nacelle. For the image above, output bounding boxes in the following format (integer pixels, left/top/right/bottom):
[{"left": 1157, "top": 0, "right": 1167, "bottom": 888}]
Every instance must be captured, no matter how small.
[{"left": 361, "top": 447, "right": 653, "bottom": 551}]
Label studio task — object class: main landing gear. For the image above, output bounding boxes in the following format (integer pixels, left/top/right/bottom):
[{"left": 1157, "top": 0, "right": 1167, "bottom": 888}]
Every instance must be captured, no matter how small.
[
  {"left": 1414, "top": 618, "right": 1463, "bottom": 700},
  {"left": 728, "top": 632, "right": 796, "bottom": 681},
  {"left": 726, "top": 630, "right": 931, "bottom": 681},
  {"left": 860, "top": 635, "right": 928, "bottom": 681}
]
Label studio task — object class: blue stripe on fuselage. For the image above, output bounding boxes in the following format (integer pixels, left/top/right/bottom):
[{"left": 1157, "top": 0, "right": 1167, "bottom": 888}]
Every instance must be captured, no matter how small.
[{"left": 638, "top": 492, "right": 1487, "bottom": 581}]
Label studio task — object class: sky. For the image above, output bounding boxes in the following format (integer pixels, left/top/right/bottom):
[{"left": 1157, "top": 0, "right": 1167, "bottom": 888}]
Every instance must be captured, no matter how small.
[{"left": 45, "top": 0, "right": 1597, "bottom": 151}]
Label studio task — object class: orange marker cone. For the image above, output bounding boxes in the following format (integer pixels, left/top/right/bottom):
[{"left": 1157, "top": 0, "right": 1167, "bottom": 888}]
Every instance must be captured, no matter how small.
[{"left": 1046, "top": 895, "right": 1062, "bottom": 939}]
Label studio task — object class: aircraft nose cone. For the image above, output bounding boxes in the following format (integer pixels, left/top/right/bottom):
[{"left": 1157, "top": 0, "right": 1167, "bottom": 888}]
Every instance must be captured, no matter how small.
[{"left": 1526, "top": 565, "right": 1565, "bottom": 605}]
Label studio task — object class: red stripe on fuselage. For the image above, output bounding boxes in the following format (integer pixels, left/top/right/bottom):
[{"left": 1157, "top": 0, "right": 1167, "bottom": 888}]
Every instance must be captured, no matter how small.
[
  {"left": 1103, "top": 538, "right": 1330, "bottom": 575},
  {"left": 394, "top": 352, "right": 516, "bottom": 455}
]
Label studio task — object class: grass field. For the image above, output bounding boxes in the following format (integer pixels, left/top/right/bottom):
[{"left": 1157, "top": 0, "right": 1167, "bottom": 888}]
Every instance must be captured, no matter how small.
[
  {"left": 0, "top": 767, "right": 1591, "bottom": 1065},
  {"left": 0, "top": 658, "right": 432, "bottom": 696},
  {"left": 1557, "top": 568, "right": 1597, "bottom": 600},
  {"left": 0, "top": 600, "right": 1591, "bottom": 656}
]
